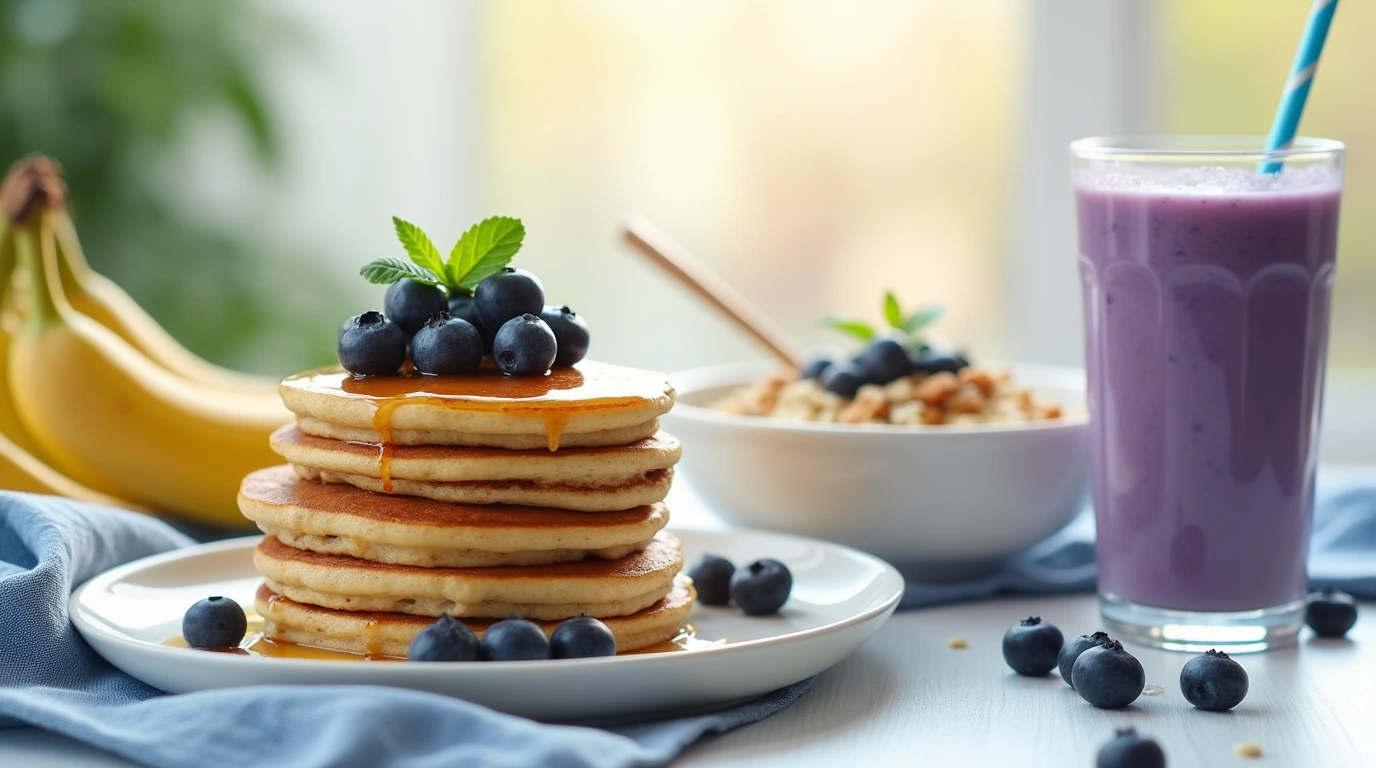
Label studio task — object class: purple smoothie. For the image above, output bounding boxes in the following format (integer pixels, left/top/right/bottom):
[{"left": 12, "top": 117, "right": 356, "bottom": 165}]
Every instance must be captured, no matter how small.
[{"left": 1076, "top": 169, "right": 1341, "bottom": 612}]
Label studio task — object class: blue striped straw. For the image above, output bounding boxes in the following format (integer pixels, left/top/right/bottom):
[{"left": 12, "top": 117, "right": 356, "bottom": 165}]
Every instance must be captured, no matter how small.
[{"left": 1260, "top": 0, "right": 1339, "bottom": 173}]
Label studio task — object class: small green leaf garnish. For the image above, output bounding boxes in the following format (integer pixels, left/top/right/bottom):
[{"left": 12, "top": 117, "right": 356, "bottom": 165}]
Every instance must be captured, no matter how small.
[
  {"left": 821, "top": 293, "right": 943, "bottom": 349},
  {"left": 820, "top": 315, "right": 875, "bottom": 343},
  {"left": 359, "top": 257, "right": 443, "bottom": 286},
  {"left": 359, "top": 215, "right": 526, "bottom": 295},
  {"left": 450, "top": 216, "right": 526, "bottom": 290},
  {"left": 392, "top": 217, "right": 446, "bottom": 278},
  {"left": 902, "top": 305, "right": 944, "bottom": 334},
  {"left": 883, "top": 291, "right": 903, "bottom": 329}
]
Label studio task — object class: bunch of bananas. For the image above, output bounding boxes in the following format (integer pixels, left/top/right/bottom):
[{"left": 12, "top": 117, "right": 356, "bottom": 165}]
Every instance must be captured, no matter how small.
[{"left": 0, "top": 156, "right": 291, "bottom": 528}]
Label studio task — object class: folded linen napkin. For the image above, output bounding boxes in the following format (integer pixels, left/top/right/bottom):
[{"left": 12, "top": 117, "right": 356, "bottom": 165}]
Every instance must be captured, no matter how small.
[{"left": 0, "top": 492, "right": 810, "bottom": 768}]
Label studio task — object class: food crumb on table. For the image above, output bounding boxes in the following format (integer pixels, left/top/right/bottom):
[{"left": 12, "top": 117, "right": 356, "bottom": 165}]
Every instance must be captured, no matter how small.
[
  {"left": 1234, "top": 742, "right": 1263, "bottom": 758},
  {"left": 947, "top": 636, "right": 968, "bottom": 650}
]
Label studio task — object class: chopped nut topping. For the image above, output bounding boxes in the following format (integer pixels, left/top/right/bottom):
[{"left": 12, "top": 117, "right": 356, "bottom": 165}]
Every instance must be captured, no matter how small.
[{"left": 710, "top": 364, "right": 1064, "bottom": 427}]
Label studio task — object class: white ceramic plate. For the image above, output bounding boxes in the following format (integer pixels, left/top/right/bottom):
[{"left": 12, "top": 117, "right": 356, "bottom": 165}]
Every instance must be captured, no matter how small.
[{"left": 71, "top": 528, "right": 903, "bottom": 723}]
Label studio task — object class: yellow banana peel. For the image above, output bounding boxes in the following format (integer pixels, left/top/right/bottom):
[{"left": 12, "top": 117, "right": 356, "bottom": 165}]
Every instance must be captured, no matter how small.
[{"left": 5, "top": 168, "right": 288, "bottom": 528}]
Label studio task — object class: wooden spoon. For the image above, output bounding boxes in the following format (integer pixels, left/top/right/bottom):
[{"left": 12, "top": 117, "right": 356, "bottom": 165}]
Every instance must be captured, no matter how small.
[{"left": 622, "top": 214, "right": 806, "bottom": 369}]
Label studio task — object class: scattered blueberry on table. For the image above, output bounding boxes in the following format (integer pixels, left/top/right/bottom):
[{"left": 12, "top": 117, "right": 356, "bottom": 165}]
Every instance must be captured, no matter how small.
[
  {"left": 408, "top": 614, "right": 481, "bottom": 662},
  {"left": 1179, "top": 649, "right": 1248, "bottom": 712},
  {"left": 1058, "top": 630, "right": 1110, "bottom": 688},
  {"left": 1001, "top": 616, "right": 1064, "bottom": 677},
  {"left": 549, "top": 615, "right": 617, "bottom": 659},
  {"left": 1071, "top": 639, "right": 1145, "bottom": 709},
  {"left": 1306, "top": 589, "right": 1358, "bottom": 638},
  {"left": 481, "top": 617, "right": 551, "bottom": 661},
  {"left": 182, "top": 596, "right": 248, "bottom": 649},
  {"left": 410, "top": 311, "right": 484, "bottom": 375},
  {"left": 384, "top": 277, "right": 448, "bottom": 336},
  {"left": 730, "top": 558, "right": 793, "bottom": 616},
  {"left": 1096, "top": 728, "right": 1166, "bottom": 768},
  {"left": 337, "top": 311, "right": 408, "bottom": 377},
  {"left": 687, "top": 554, "right": 736, "bottom": 606}
]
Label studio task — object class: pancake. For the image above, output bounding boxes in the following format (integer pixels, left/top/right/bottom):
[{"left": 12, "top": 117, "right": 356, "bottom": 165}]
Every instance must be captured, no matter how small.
[
  {"left": 292, "top": 465, "right": 674, "bottom": 513},
  {"left": 254, "top": 532, "right": 684, "bottom": 620},
  {"left": 280, "top": 362, "right": 675, "bottom": 450},
  {"left": 239, "top": 466, "right": 670, "bottom": 568},
  {"left": 255, "top": 579, "right": 696, "bottom": 656},
  {"left": 271, "top": 425, "right": 681, "bottom": 485},
  {"left": 294, "top": 416, "right": 661, "bottom": 451}
]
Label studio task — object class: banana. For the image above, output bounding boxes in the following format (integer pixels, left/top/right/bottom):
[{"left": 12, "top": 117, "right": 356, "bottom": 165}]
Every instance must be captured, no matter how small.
[
  {"left": 52, "top": 212, "right": 283, "bottom": 397},
  {"left": 0, "top": 221, "right": 149, "bottom": 510},
  {"left": 7, "top": 195, "right": 290, "bottom": 527}
]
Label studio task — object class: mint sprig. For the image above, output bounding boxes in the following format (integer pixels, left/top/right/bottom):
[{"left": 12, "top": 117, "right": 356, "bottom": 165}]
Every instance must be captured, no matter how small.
[
  {"left": 360, "top": 215, "right": 526, "bottom": 296},
  {"left": 821, "top": 291, "right": 944, "bottom": 347}
]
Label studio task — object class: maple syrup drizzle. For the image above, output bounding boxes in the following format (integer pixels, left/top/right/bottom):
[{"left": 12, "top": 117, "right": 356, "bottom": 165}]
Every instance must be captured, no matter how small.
[{"left": 282, "top": 363, "right": 669, "bottom": 487}]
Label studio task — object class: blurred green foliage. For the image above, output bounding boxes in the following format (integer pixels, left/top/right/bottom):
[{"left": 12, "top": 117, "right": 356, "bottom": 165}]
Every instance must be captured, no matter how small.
[{"left": 0, "top": 0, "right": 335, "bottom": 373}]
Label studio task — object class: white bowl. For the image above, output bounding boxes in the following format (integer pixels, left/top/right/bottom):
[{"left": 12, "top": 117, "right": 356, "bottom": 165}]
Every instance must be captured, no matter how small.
[{"left": 662, "top": 361, "right": 1091, "bottom": 579}]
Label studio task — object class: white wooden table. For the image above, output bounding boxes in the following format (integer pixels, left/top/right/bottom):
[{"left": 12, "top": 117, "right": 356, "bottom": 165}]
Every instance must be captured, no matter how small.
[{"left": 3, "top": 593, "right": 1371, "bottom": 767}]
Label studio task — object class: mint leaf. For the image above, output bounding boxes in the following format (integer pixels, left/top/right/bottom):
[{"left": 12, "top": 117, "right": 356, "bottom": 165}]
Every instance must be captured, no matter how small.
[
  {"left": 821, "top": 315, "right": 875, "bottom": 343},
  {"left": 448, "top": 216, "right": 525, "bottom": 290},
  {"left": 902, "top": 305, "right": 944, "bottom": 335},
  {"left": 883, "top": 291, "right": 903, "bottom": 329},
  {"left": 393, "top": 217, "right": 446, "bottom": 277},
  {"left": 360, "top": 257, "right": 443, "bottom": 286}
]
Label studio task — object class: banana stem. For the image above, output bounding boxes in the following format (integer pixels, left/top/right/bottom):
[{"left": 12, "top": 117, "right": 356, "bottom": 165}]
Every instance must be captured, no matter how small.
[
  {"left": 15, "top": 209, "right": 68, "bottom": 329},
  {"left": 0, "top": 218, "right": 12, "bottom": 313},
  {"left": 53, "top": 211, "right": 93, "bottom": 289}
]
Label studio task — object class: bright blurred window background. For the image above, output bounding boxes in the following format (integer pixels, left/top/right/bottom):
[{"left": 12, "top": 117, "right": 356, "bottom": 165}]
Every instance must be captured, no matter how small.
[{"left": 1, "top": 0, "right": 1372, "bottom": 453}]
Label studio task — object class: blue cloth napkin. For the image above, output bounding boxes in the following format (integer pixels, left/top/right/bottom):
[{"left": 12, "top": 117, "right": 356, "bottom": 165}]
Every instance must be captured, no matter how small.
[
  {"left": 0, "top": 492, "right": 811, "bottom": 768},
  {"left": 899, "top": 471, "right": 1376, "bottom": 609}
]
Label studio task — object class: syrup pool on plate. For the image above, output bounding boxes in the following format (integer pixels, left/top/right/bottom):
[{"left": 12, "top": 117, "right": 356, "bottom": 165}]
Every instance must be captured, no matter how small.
[{"left": 166, "top": 614, "right": 722, "bottom": 661}]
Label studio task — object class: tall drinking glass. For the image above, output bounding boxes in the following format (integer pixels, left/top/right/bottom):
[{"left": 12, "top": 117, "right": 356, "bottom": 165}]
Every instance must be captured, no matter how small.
[{"left": 1070, "top": 136, "right": 1343, "bottom": 652}]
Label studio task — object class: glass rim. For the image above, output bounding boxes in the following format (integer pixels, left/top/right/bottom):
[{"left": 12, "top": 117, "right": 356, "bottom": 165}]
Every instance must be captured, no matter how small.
[{"left": 1070, "top": 134, "right": 1344, "bottom": 161}]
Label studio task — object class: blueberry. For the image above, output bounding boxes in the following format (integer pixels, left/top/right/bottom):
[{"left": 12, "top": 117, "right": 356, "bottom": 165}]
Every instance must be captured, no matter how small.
[
  {"left": 1001, "top": 616, "right": 1065, "bottom": 676},
  {"left": 539, "top": 306, "right": 591, "bottom": 367},
  {"left": 821, "top": 364, "right": 866, "bottom": 398},
  {"left": 858, "top": 337, "right": 912, "bottom": 384},
  {"left": 408, "top": 614, "right": 481, "bottom": 662},
  {"left": 338, "top": 311, "right": 408, "bottom": 376},
  {"left": 549, "top": 615, "right": 617, "bottom": 659},
  {"left": 1071, "top": 639, "right": 1145, "bottom": 709},
  {"left": 688, "top": 554, "right": 735, "bottom": 606},
  {"left": 493, "top": 314, "right": 558, "bottom": 376},
  {"left": 481, "top": 617, "right": 550, "bottom": 661},
  {"left": 475, "top": 267, "right": 545, "bottom": 333},
  {"left": 1306, "top": 589, "right": 1358, "bottom": 638},
  {"left": 410, "top": 312, "right": 484, "bottom": 375},
  {"left": 384, "top": 279, "right": 448, "bottom": 337},
  {"left": 912, "top": 350, "right": 968, "bottom": 376},
  {"left": 1180, "top": 648, "right": 1248, "bottom": 711},
  {"left": 447, "top": 293, "right": 484, "bottom": 329},
  {"left": 1096, "top": 728, "right": 1166, "bottom": 768},
  {"left": 729, "top": 559, "right": 792, "bottom": 616},
  {"left": 182, "top": 596, "right": 247, "bottom": 649},
  {"left": 799, "top": 356, "right": 834, "bottom": 381},
  {"left": 1058, "top": 630, "right": 1110, "bottom": 687}
]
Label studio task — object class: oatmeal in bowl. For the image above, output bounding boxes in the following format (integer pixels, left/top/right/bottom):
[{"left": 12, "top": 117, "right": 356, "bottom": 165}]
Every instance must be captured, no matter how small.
[{"left": 662, "top": 293, "right": 1089, "bottom": 578}]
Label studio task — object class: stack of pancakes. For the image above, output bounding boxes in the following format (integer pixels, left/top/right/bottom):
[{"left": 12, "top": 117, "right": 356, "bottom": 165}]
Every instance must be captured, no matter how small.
[{"left": 237, "top": 361, "right": 694, "bottom": 657}]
